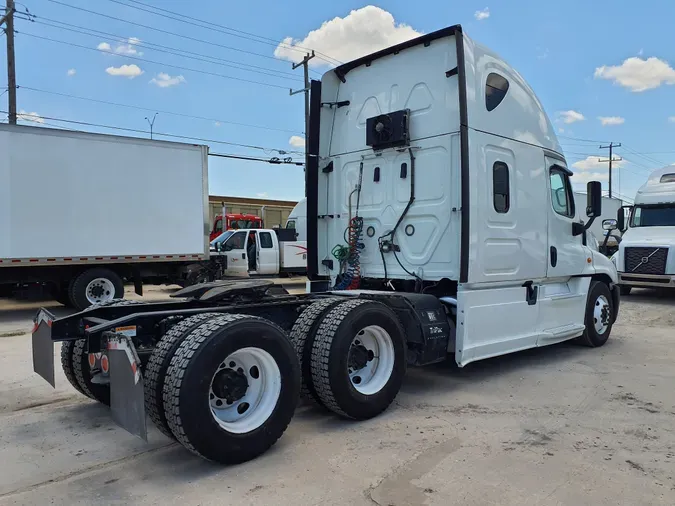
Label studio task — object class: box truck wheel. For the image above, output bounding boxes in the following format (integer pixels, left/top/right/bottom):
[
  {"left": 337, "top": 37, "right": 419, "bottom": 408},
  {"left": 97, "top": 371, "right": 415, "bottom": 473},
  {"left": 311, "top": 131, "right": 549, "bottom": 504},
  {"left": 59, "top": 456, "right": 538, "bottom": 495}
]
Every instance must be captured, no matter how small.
[
  {"left": 71, "top": 339, "right": 111, "bottom": 405},
  {"left": 145, "top": 313, "right": 221, "bottom": 439},
  {"left": 620, "top": 285, "right": 632, "bottom": 296},
  {"left": 289, "top": 298, "right": 342, "bottom": 407},
  {"left": 309, "top": 299, "right": 406, "bottom": 420},
  {"left": 69, "top": 268, "right": 124, "bottom": 310},
  {"left": 60, "top": 341, "right": 88, "bottom": 397},
  {"left": 162, "top": 314, "right": 300, "bottom": 464},
  {"left": 578, "top": 281, "right": 614, "bottom": 348}
]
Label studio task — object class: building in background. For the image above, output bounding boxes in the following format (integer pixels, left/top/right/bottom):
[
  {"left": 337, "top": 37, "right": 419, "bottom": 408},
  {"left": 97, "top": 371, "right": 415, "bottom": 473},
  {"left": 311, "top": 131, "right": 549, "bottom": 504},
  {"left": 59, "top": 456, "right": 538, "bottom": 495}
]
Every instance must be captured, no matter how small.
[{"left": 208, "top": 195, "right": 298, "bottom": 229}]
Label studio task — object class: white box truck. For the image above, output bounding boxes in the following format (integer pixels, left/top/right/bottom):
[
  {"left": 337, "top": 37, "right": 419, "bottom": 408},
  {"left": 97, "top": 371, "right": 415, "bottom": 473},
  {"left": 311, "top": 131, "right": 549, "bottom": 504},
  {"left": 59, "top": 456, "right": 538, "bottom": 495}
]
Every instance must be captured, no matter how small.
[
  {"left": 608, "top": 165, "right": 675, "bottom": 294},
  {"left": 32, "top": 24, "right": 620, "bottom": 465},
  {"left": 0, "top": 124, "right": 212, "bottom": 309}
]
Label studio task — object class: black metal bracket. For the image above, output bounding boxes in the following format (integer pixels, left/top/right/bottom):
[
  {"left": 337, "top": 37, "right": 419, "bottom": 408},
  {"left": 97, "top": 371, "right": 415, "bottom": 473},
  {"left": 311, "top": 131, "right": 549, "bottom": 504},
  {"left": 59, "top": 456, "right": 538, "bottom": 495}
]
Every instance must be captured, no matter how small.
[
  {"left": 446, "top": 67, "right": 458, "bottom": 78},
  {"left": 321, "top": 100, "right": 350, "bottom": 108},
  {"left": 321, "top": 259, "right": 334, "bottom": 270},
  {"left": 322, "top": 161, "right": 334, "bottom": 173},
  {"left": 522, "top": 281, "right": 538, "bottom": 306}
]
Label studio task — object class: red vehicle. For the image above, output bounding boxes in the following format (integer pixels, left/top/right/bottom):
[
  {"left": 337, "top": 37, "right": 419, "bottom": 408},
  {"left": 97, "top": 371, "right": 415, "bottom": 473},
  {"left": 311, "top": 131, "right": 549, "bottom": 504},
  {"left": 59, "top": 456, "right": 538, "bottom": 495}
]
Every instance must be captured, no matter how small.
[{"left": 209, "top": 213, "right": 263, "bottom": 241}]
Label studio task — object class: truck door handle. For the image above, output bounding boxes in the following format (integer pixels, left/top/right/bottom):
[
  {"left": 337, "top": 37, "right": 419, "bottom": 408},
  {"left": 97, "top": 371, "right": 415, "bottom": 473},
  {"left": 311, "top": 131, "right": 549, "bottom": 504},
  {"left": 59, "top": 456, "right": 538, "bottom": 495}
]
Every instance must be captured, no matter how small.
[
  {"left": 242, "top": 253, "right": 246, "bottom": 259},
  {"left": 550, "top": 246, "right": 557, "bottom": 267}
]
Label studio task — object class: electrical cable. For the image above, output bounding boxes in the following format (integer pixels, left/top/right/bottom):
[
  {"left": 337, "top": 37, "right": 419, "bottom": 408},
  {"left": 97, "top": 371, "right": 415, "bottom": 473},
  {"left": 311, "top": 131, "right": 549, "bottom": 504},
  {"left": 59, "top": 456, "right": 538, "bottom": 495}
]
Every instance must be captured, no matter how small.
[
  {"left": 333, "top": 162, "right": 364, "bottom": 290},
  {"left": 17, "top": 31, "right": 291, "bottom": 90},
  {"left": 25, "top": 17, "right": 303, "bottom": 81},
  {"left": 19, "top": 86, "right": 303, "bottom": 135}
]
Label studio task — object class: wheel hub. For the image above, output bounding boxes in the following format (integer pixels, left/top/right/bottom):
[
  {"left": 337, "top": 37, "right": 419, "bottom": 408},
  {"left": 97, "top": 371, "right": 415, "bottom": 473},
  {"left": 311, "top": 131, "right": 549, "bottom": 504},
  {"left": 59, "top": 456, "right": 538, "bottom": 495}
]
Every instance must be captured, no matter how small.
[
  {"left": 348, "top": 342, "right": 373, "bottom": 371},
  {"left": 89, "top": 284, "right": 105, "bottom": 298},
  {"left": 212, "top": 368, "right": 249, "bottom": 403}
]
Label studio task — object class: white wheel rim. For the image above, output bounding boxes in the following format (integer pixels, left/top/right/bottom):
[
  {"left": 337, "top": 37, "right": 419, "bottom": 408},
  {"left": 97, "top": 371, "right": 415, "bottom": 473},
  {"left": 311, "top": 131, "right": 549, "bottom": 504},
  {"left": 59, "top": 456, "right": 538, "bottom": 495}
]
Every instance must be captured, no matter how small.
[
  {"left": 593, "top": 295, "right": 611, "bottom": 335},
  {"left": 348, "top": 325, "right": 395, "bottom": 395},
  {"left": 209, "top": 347, "right": 281, "bottom": 434},
  {"left": 85, "top": 278, "right": 116, "bottom": 305}
]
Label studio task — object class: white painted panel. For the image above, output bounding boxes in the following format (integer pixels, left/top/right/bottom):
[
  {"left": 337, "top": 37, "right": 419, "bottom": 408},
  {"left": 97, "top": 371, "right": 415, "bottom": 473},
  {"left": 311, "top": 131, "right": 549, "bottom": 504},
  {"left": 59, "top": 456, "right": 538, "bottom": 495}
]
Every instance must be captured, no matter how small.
[{"left": 0, "top": 125, "right": 208, "bottom": 260}]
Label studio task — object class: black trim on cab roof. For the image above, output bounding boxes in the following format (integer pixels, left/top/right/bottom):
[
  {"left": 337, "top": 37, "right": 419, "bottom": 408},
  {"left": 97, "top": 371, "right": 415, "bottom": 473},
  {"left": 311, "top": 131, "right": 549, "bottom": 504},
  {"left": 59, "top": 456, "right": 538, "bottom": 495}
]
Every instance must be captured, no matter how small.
[{"left": 333, "top": 24, "right": 463, "bottom": 83}]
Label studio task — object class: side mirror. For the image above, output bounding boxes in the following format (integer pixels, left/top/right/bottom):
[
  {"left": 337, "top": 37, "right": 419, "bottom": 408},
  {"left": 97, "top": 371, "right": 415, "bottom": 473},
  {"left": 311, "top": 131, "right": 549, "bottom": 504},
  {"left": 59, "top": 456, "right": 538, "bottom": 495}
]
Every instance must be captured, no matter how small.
[
  {"left": 214, "top": 242, "right": 222, "bottom": 252},
  {"left": 586, "top": 181, "right": 602, "bottom": 218},
  {"left": 603, "top": 219, "right": 617, "bottom": 231},
  {"left": 616, "top": 207, "right": 626, "bottom": 231}
]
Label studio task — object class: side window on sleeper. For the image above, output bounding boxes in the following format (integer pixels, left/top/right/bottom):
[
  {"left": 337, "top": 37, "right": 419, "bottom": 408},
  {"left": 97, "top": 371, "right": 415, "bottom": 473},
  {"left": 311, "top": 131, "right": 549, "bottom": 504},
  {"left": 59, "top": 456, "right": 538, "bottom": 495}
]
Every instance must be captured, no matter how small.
[{"left": 493, "top": 162, "right": 510, "bottom": 213}]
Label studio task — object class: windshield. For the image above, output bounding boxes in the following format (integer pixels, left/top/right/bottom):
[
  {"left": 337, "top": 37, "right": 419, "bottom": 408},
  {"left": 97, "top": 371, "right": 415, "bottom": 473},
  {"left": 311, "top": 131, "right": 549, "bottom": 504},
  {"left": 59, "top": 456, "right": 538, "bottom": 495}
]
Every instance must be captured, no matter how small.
[
  {"left": 210, "top": 230, "right": 234, "bottom": 247},
  {"left": 630, "top": 205, "right": 675, "bottom": 227}
]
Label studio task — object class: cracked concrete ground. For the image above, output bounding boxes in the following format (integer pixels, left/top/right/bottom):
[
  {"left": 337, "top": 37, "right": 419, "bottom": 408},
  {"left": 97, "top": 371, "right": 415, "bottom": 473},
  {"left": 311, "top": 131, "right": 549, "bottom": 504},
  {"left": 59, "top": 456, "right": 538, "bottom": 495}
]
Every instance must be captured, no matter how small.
[{"left": 0, "top": 286, "right": 674, "bottom": 505}]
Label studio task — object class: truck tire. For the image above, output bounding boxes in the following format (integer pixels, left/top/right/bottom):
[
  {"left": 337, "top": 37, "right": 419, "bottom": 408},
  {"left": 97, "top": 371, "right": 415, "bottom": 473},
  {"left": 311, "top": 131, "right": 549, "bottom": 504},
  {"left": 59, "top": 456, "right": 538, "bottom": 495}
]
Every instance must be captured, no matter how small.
[
  {"left": 309, "top": 299, "right": 406, "bottom": 420},
  {"left": 619, "top": 285, "right": 632, "bottom": 296},
  {"left": 162, "top": 314, "right": 300, "bottom": 464},
  {"left": 289, "top": 298, "right": 342, "bottom": 407},
  {"left": 69, "top": 268, "right": 124, "bottom": 311},
  {"left": 71, "top": 339, "right": 111, "bottom": 405},
  {"left": 578, "top": 281, "right": 614, "bottom": 348},
  {"left": 60, "top": 341, "right": 88, "bottom": 397},
  {"left": 145, "top": 313, "right": 222, "bottom": 439}
]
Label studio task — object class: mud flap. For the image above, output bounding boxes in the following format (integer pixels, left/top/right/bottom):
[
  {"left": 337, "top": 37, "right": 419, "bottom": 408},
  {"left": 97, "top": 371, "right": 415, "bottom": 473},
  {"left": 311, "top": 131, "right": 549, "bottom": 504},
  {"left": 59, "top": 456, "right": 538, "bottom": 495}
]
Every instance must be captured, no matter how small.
[
  {"left": 107, "top": 334, "right": 148, "bottom": 441},
  {"left": 32, "top": 309, "right": 56, "bottom": 387}
]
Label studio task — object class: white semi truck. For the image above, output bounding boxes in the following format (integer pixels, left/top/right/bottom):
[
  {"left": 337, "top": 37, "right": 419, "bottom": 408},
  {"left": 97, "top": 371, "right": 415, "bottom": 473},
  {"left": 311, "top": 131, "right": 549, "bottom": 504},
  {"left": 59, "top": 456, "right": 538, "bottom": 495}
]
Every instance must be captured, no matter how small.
[
  {"left": 608, "top": 165, "right": 675, "bottom": 294},
  {"left": 32, "top": 24, "right": 619, "bottom": 465},
  {"left": 0, "top": 124, "right": 219, "bottom": 309},
  {"left": 285, "top": 198, "right": 307, "bottom": 241}
]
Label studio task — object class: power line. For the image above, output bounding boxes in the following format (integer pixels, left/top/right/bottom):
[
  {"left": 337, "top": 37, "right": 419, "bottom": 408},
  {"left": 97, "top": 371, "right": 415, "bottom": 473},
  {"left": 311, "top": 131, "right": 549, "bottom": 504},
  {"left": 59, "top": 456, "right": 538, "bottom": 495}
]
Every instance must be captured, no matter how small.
[
  {"left": 46, "top": 0, "right": 321, "bottom": 72},
  {"left": 19, "top": 86, "right": 303, "bottom": 135},
  {"left": 558, "top": 134, "right": 610, "bottom": 144},
  {"left": 620, "top": 144, "right": 668, "bottom": 168},
  {"left": 17, "top": 31, "right": 292, "bottom": 90},
  {"left": 25, "top": 16, "right": 303, "bottom": 81},
  {"left": 105, "top": 0, "right": 342, "bottom": 67},
  {"left": 209, "top": 152, "right": 304, "bottom": 166},
  {"left": 5, "top": 110, "right": 304, "bottom": 155}
]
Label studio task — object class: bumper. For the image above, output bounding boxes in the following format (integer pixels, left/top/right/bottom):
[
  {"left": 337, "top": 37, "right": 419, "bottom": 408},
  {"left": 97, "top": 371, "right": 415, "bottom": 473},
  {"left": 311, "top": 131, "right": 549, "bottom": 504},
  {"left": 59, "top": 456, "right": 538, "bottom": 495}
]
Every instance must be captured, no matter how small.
[{"left": 619, "top": 273, "right": 675, "bottom": 288}]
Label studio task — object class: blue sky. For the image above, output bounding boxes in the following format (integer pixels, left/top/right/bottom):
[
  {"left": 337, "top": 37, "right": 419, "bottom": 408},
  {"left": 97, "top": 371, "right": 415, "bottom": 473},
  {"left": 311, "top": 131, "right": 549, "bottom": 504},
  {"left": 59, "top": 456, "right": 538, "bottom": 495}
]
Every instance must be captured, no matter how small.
[{"left": 3, "top": 0, "right": 674, "bottom": 203}]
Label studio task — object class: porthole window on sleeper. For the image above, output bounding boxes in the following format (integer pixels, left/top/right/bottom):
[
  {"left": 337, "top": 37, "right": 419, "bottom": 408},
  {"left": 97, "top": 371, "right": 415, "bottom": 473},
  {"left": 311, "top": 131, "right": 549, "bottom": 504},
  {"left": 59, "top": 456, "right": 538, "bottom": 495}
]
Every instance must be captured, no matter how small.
[{"left": 485, "top": 73, "right": 509, "bottom": 112}]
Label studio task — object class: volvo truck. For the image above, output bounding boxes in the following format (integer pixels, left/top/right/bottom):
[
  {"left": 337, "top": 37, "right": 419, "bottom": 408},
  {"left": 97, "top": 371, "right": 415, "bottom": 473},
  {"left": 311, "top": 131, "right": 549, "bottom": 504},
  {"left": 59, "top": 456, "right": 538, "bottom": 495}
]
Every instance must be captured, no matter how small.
[{"left": 31, "top": 25, "right": 619, "bottom": 465}]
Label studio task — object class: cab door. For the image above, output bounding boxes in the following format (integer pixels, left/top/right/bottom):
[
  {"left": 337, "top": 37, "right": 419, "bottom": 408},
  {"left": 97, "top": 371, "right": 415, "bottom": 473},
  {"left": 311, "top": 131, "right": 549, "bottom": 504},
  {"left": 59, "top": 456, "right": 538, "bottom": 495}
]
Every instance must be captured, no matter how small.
[
  {"left": 256, "top": 231, "right": 278, "bottom": 275},
  {"left": 538, "top": 159, "right": 590, "bottom": 343},
  {"left": 546, "top": 161, "right": 587, "bottom": 277},
  {"left": 221, "top": 230, "right": 249, "bottom": 276}
]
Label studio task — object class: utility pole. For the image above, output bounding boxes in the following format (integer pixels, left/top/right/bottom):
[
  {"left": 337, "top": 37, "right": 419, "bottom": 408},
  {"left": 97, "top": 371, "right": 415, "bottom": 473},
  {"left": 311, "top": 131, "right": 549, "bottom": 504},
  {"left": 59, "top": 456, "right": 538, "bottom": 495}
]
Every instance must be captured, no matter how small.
[
  {"left": 145, "top": 112, "right": 158, "bottom": 139},
  {"left": 1, "top": 0, "right": 16, "bottom": 124},
  {"left": 289, "top": 51, "right": 315, "bottom": 152},
  {"left": 599, "top": 142, "right": 622, "bottom": 198}
]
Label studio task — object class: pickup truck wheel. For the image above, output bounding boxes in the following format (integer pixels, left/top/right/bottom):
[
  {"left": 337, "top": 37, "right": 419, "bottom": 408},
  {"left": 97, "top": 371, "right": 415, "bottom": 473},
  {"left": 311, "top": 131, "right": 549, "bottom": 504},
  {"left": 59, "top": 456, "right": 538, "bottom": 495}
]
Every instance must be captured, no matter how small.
[
  {"left": 145, "top": 313, "right": 221, "bottom": 439},
  {"left": 619, "top": 285, "right": 632, "bottom": 296},
  {"left": 289, "top": 298, "right": 342, "bottom": 407},
  {"left": 72, "top": 339, "right": 111, "bottom": 405},
  {"left": 162, "top": 314, "right": 300, "bottom": 464},
  {"left": 60, "top": 341, "right": 88, "bottom": 397},
  {"left": 578, "top": 281, "right": 614, "bottom": 348},
  {"left": 310, "top": 299, "right": 406, "bottom": 420},
  {"left": 69, "top": 268, "right": 124, "bottom": 311}
]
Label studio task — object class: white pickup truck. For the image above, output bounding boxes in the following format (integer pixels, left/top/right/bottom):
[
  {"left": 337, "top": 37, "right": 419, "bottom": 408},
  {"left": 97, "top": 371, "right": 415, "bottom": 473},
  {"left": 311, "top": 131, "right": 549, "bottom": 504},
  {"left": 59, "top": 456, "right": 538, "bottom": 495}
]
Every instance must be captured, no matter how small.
[{"left": 210, "top": 228, "right": 307, "bottom": 276}]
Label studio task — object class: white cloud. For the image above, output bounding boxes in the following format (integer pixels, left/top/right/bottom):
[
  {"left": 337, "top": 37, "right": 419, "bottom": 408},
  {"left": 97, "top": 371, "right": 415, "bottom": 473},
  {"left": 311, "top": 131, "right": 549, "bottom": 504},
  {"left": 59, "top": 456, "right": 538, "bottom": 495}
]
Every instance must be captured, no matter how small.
[
  {"left": 594, "top": 57, "right": 675, "bottom": 92},
  {"left": 572, "top": 156, "right": 624, "bottom": 172},
  {"left": 474, "top": 7, "right": 490, "bottom": 21},
  {"left": 67, "top": 68, "right": 76, "bottom": 77},
  {"left": 558, "top": 110, "right": 585, "bottom": 124},
  {"left": 558, "top": 127, "right": 565, "bottom": 134},
  {"left": 97, "top": 42, "right": 112, "bottom": 52},
  {"left": 106, "top": 64, "right": 144, "bottom": 78},
  {"left": 571, "top": 171, "right": 609, "bottom": 183},
  {"left": 128, "top": 37, "right": 141, "bottom": 45},
  {"left": 536, "top": 47, "right": 549, "bottom": 60},
  {"left": 17, "top": 110, "right": 44, "bottom": 124},
  {"left": 289, "top": 135, "right": 305, "bottom": 148},
  {"left": 598, "top": 116, "right": 625, "bottom": 126},
  {"left": 274, "top": 6, "right": 421, "bottom": 68},
  {"left": 256, "top": 192, "right": 269, "bottom": 198},
  {"left": 214, "top": 121, "right": 221, "bottom": 127},
  {"left": 669, "top": 116, "right": 675, "bottom": 123},
  {"left": 115, "top": 44, "right": 142, "bottom": 56},
  {"left": 149, "top": 72, "right": 186, "bottom": 88}
]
